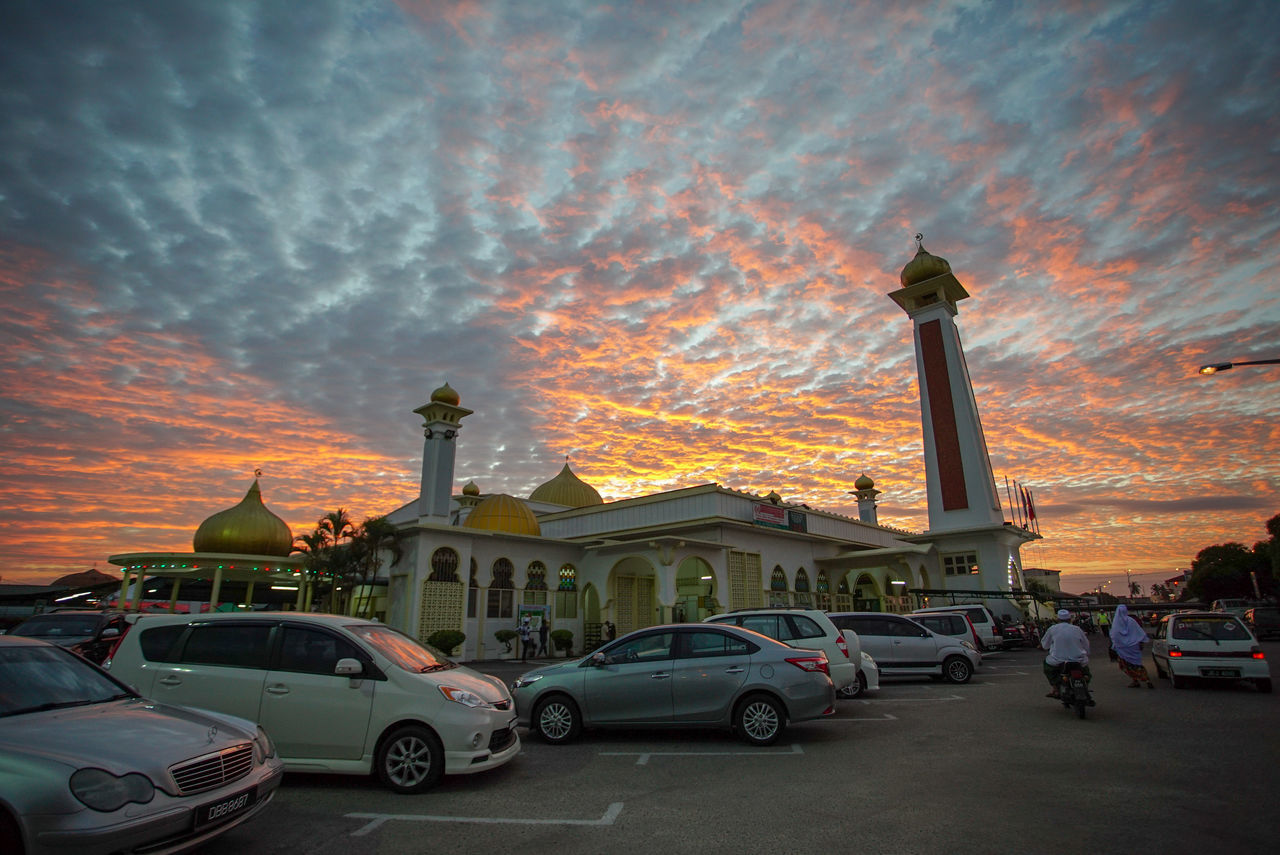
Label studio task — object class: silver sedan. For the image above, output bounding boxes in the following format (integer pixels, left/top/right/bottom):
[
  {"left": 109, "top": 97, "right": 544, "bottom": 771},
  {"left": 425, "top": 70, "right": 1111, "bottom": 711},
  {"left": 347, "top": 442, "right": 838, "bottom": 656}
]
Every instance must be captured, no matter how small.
[
  {"left": 511, "top": 623, "right": 835, "bottom": 746},
  {"left": 0, "top": 636, "right": 283, "bottom": 855}
]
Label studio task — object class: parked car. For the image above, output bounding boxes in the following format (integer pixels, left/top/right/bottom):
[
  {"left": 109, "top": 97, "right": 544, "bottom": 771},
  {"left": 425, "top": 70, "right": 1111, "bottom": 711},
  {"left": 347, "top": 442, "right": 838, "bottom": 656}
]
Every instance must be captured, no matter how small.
[
  {"left": 0, "top": 635, "right": 283, "bottom": 855},
  {"left": 910, "top": 611, "right": 986, "bottom": 657},
  {"left": 6, "top": 610, "right": 128, "bottom": 664},
  {"left": 1150, "top": 611, "right": 1271, "bottom": 693},
  {"left": 1210, "top": 599, "right": 1254, "bottom": 618},
  {"left": 858, "top": 651, "right": 881, "bottom": 695},
  {"left": 1244, "top": 606, "right": 1280, "bottom": 640},
  {"left": 511, "top": 623, "right": 835, "bottom": 746},
  {"left": 104, "top": 612, "right": 520, "bottom": 793},
  {"left": 911, "top": 604, "right": 1006, "bottom": 651},
  {"left": 827, "top": 612, "right": 981, "bottom": 683},
  {"left": 703, "top": 608, "right": 861, "bottom": 697}
]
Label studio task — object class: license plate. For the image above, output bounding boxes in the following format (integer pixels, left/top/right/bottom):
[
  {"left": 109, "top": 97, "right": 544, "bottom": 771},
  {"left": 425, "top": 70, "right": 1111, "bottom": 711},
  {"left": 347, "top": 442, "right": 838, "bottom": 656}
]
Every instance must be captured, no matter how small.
[
  {"left": 197, "top": 785, "right": 257, "bottom": 827},
  {"left": 1201, "top": 668, "right": 1239, "bottom": 678}
]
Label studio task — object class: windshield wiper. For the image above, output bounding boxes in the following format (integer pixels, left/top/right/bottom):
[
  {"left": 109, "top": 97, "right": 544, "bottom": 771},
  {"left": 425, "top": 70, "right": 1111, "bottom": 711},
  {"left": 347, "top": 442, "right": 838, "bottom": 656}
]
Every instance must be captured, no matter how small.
[
  {"left": 3, "top": 698, "right": 99, "bottom": 716},
  {"left": 1179, "top": 626, "right": 1221, "bottom": 644}
]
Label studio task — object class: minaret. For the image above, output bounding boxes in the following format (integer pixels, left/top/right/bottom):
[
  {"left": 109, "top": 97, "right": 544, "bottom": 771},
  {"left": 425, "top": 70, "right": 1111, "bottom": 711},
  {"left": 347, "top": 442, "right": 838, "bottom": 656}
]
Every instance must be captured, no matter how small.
[
  {"left": 413, "top": 382, "right": 472, "bottom": 522},
  {"left": 850, "top": 473, "right": 881, "bottom": 525},
  {"left": 889, "top": 236, "right": 1003, "bottom": 532}
]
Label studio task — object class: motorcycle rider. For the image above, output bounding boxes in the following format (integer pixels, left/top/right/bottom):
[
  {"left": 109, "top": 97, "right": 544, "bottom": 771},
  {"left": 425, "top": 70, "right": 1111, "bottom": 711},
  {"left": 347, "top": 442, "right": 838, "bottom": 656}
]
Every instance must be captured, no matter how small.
[{"left": 1041, "top": 609, "right": 1091, "bottom": 698}]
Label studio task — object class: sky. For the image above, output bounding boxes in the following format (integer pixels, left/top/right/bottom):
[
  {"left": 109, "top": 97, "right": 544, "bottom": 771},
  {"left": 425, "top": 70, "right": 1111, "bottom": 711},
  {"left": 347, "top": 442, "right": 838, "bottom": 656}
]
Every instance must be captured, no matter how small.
[{"left": 1, "top": 0, "right": 1277, "bottom": 596}]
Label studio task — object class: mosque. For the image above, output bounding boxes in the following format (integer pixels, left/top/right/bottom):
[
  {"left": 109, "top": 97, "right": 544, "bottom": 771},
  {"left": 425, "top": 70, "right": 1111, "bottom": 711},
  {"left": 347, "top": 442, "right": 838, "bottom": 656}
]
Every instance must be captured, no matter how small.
[{"left": 378, "top": 241, "right": 1041, "bottom": 660}]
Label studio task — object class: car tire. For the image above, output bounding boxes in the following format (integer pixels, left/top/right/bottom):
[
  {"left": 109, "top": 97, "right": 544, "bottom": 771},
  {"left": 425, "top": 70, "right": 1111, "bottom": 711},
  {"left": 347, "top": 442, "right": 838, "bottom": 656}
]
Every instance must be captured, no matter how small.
[
  {"left": 1154, "top": 658, "right": 1167, "bottom": 679},
  {"left": 1256, "top": 678, "right": 1273, "bottom": 694},
  {"left": 943, "top": 655, "right": 973, "bottom": 684},
  {"left": 533, "top": 694, "right": 582, "bottom": 744},
  {"left": 0, "top": 809, "right": 23, "bottom": 855},
  {"left": 1168, "top": 668, "right": 1185, "bottom": 690},
  {"left": 735, "top": 693, "right": 786, "bottom": 746},
  {"left": 375, "top": 725, "right": 445, "bottom": 794},
  {"left": 837, "top": 671, "right": 867, "bottom": 699}
]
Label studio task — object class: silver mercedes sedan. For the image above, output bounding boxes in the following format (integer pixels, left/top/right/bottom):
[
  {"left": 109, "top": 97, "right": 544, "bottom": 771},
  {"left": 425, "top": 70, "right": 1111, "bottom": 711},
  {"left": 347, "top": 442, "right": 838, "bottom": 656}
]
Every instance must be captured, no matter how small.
[
  {"left": 0, "top": 636, "right": 283, "bottom": 855},
  {"left": 511, "top": 623, "right": 835, "bottom": 746}
]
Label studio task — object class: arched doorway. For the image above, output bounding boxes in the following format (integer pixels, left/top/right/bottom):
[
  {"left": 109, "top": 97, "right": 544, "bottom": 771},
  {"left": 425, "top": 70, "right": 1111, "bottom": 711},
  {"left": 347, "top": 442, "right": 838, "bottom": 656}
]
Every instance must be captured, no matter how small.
[
  {"left": 610, "top": 556, "right": 657, "bottom": 634},
  {"left": 674, "top": 556, "right": 716, "bottom": 622},
  {"left": 854, "top": 573, "right": 882, "bottom": 611}
]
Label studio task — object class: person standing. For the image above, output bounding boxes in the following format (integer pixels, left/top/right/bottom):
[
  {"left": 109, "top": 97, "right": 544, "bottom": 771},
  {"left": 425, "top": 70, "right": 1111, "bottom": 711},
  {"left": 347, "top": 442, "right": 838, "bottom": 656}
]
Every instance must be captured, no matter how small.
[
  {"left": 1110, "top": 604, "right": 1154, "bottom": 688},
  {"left": 538, "top": 618, "right": 549, "bottom": 659},
  {"left": 1040, "top": 609, "right": 1091, "bottom": 698},
  {"left": 518, "top": 615, "right": 532, "bottom": 662}
]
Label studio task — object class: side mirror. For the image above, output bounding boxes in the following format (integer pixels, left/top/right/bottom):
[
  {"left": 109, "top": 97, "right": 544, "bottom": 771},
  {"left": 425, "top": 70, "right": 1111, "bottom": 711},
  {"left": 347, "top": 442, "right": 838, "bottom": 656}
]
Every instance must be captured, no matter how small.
[
  {"left": 100, "top": 627, "right": 120, "bottom": 639},
  {"left": 591, "top": 651, "right": 607, "bottom": 666},
  {"left": 335, "top": 657, "right": 363, "bottom": 677}
]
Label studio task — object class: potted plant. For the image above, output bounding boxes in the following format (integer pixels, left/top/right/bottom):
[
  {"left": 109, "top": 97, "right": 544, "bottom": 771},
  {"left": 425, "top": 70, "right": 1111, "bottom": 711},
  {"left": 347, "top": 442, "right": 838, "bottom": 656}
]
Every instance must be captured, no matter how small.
[
  {"left": 550, "top": 629, "right": 574, "bottom": 658},
  {"left": 494, "top": 629, "right": 517, "bottom": 657},
  {"left": 426, "top": 629, "right": 465, "bottom": 657}
]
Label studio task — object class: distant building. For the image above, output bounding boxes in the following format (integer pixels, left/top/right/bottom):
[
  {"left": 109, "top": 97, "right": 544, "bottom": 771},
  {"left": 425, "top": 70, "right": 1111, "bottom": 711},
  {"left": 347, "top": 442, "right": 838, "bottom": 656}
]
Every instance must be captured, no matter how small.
[{"left": 1022, "top": 567, "right": 1062, "bottom": 593}]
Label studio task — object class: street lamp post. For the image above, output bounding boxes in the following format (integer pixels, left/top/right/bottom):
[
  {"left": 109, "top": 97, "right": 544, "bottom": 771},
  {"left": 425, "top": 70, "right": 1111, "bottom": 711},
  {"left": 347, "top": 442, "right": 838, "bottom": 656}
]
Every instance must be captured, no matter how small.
[{"left": 1198, "top": 358, "right": 1280, "bottom": 375}]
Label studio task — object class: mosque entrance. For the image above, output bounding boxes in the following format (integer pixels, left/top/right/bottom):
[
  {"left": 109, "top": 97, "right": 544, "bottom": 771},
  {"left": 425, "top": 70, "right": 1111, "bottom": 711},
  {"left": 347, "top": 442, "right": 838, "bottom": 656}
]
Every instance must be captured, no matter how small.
[
  {"left": 674, "top": 557, "right": 717, "bottom": 622},
  {"left": 611, "top": 556, "right": 657, "bottom": 635}
]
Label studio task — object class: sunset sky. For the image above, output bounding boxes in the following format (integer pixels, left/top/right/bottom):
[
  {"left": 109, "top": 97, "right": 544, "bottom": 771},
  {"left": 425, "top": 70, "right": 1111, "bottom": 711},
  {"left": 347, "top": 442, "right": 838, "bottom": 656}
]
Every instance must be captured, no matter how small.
[{"left": 2, "top": 1, "right": 1277, "bottom": 595}]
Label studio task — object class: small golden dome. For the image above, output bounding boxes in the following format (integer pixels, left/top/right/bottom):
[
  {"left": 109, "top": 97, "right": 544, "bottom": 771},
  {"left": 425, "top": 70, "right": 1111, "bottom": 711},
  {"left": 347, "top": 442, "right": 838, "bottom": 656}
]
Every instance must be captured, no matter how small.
[
  {"left": 766, "top": 490, "right": 782, "bottom": 503},
  {"left": 463, "top": 494, "right": 541, "bottom": 536},
  {"left": 463, "top": 481, "right": 480, "bottom": 496},
  {"left": 855, "top": 473, "right": 875, "bottom": 491},
  {"left": 193, "top": 480, "right": 293, "bottom": 556},
  {"left": 529, "top": 463, "right": 603, "bottom": 508},
  {"left": 430, "top": 382, "right": 460, "bottom": 406},
  {"left": 899, "top": 239, "right": 952, "bottom": 288}
]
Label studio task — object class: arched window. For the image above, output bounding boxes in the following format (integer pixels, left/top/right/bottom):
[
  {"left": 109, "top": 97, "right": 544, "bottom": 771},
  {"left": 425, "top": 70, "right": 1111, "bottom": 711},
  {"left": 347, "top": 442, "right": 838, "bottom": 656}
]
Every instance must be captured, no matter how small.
[
  {"left": 769, "top": 566, "right": 789, "bottom": 606},
  {"left": 429, "top": 548, "right": 459, "bottom": 582},
  {"left": 794, "top": 568, "right": 812, "bottom": 607},
  {"left": 466, "top": 561, "right": 478, "bottom": 618},
  {"left": 555, "top": 564, "right": 578, "bottom": 619},
  {"left": 814, "top": 570, "right": 830, "bottom": 611},
  {"left": 524, "top": 561, "right": 548, "bottom": 606},
  {"left": 487, "top": 558, "right": 514, "bottom": 619}
]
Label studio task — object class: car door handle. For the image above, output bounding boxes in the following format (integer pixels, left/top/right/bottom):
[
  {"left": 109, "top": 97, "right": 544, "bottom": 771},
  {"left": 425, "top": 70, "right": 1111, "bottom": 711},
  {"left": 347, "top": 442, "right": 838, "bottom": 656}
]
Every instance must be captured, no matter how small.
[
  {"left": 265, "top": 684, "right": 290, "bottom": 695},
  {"left": 724, "top": 667, "right": 745, "bottom": 674},
  {"left": 650, "top": 672, "right": 671, "bottom": 679},
  {"left": 158, "top": 675, "right": 182, "bottom": 686}
]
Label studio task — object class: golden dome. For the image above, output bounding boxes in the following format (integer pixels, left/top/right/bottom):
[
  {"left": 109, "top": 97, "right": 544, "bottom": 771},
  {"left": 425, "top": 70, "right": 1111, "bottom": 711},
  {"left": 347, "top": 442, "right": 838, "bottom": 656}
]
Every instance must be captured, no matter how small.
[
  {"left": 855, "top": 473, "right": 875, "bottom": 491},
  {"left": 899, "top": 239, "right": 952, "bottom": 288},
  {"left": 193, "top": 480, "right": 293, "bottom": 556},
  {"left": 463, "top": 493, "right": 541, "bottom": 536},
  {"left": 529, "top": 463, "right": 603, "bottom": 508},
  {"left": 463, "top": 481, "right": 480, "bottom": 496},
  {"left": 430, "top": 382, "right": 460, "bottom": 406}
]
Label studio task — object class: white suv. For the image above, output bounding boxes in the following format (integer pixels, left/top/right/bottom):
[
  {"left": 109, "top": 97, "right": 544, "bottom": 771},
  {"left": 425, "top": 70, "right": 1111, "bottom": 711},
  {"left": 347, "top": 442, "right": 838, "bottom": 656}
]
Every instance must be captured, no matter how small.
[
  {"left": 105, "top": 612, "right": 520, "bottom": 793},
  {"left": 704, "top": 609, "right": 865, "bottom": 697},
  {"left": 827, "top": 612, "right": 980, "bottom": 683}
]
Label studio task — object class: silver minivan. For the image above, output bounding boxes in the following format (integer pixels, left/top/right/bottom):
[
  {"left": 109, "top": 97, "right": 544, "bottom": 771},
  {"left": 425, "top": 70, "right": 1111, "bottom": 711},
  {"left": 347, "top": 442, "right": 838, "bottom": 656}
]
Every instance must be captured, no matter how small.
[
  {"left": 105, "top": 612, "right": 520, "bottom": 793},
  {"left": 827, "top": 612, "right": 980, "bottom": 683}
]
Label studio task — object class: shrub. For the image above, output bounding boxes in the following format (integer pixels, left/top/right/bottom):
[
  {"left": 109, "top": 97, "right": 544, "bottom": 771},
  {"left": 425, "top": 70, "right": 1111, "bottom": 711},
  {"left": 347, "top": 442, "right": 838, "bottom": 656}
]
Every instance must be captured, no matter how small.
[
  {"left": 550, "top": 629, "right": 574, "bottom": 656},
  {"left": 427, "top": 629, "right": 465, "bottom": 656},
  {"left": 494, "top": 628, "right": 517, "bottom": 653}
]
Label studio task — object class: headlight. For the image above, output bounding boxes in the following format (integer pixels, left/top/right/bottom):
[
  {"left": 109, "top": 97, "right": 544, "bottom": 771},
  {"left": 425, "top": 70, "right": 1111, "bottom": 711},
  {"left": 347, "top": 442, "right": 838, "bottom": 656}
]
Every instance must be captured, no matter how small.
[
  {"left": 511, "top": 674, "right": 543, "bottom": 690},
  {"left": 439, "top": 686, "right": 489, "bottom": 707},
  {"left": 70, "top": 768, "right": 155, "bottom": 811},
  {"left": 254, "top": 725, "right": 277, "bottom": 762},
  {"left": 961, "top": 641, "right": 977, "bottom": 652}
]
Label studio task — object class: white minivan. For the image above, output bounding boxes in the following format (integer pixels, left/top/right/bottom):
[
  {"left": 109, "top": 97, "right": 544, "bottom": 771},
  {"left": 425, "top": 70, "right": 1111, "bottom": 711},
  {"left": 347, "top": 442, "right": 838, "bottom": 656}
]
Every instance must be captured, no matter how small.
[{"left": 105, "top": 612, "right": 520, "bottom": 793}]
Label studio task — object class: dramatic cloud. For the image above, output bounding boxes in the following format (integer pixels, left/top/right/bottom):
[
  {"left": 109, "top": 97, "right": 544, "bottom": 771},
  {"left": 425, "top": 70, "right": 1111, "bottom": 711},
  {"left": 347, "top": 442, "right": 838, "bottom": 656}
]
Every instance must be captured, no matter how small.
[{"left": 1, "top": 0, "right": 1277, "bottom": 591}]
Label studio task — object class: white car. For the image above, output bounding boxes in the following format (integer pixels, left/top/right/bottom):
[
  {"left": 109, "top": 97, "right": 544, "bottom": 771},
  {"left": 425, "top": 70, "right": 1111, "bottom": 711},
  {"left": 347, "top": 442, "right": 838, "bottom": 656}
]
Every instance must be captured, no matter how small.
[
  {"left": 827, "top": 612, "right": 981, "bottom": 683},
  {"left": 704, "top": 609, "right": 861, "bottom": 696},
  {"left": 1150, "top": 611, "right": 1271, "bottom": 693},
  {"left": 105, "top": 612, "right": 520, "bottom": 793}
]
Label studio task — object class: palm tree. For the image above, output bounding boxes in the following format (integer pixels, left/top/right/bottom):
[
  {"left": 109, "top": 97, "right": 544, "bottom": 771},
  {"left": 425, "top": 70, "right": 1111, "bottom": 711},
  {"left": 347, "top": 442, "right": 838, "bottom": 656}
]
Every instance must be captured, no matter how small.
[
  {"left": 319, "top": 508, "right": 356, "bottom": 549},
  {"left": 291, "top": 529, "right": 331, "bottom": 612},
  {"left": 348, "top": 516, "right": 402, "bottom": 617}
]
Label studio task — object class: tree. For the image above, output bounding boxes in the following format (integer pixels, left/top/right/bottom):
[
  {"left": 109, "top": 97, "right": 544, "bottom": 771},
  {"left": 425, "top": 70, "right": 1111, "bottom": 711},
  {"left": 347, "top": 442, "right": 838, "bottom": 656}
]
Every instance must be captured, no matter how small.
[
  {"left": 291, "top": 529, "right": 332, "bottom": 612},
  {"left": 347, "top": 516, "right": 402, "bottom": 617},
  {"left": 1186, "top": 542, "right": 1269, "bottom": 602},
  {"left": 1129, "top": 581, "right": 1142, "bottom": 598}
]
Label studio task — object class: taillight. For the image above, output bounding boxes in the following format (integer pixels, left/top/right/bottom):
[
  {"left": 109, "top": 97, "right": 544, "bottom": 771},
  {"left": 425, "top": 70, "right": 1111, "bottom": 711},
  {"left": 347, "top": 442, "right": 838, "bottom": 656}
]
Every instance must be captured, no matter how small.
[
  {"left": 836, "top": 634, "right": 850, "bottom": 659},
  {"left": 786, "top": 655, "right": 829, "bottom": 675},
  {"left": 1251, "top": 646, "right": 1265, "bottom": 660},
  {"left": 1168, "top": 645, "right": 1182, "bottom": 658}
]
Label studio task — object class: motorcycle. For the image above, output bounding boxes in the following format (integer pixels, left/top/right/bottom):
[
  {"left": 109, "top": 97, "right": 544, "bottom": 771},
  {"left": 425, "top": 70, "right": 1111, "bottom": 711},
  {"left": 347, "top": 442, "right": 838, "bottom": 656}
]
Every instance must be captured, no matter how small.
[{"left": 1053, "top": 661, "right": 1095, "bottom": 719}]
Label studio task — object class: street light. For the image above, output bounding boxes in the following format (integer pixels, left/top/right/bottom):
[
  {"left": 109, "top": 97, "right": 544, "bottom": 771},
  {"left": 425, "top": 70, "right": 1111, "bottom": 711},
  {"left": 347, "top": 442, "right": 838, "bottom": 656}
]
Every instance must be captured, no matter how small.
[{"left": 1198, "top": 358, "right": 1280, "bottom": 375}]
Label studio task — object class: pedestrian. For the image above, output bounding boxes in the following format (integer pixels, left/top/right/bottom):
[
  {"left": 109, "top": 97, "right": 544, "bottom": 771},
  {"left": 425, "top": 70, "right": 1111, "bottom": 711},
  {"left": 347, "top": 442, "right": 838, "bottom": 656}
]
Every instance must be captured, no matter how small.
[
  {"left": 1110, "top": 604, "right": 1154, "bottom": 689},
  {"left": 518, "top": 615, "right": 532, "bottom": 662},
  {"left": 538, "top": 618, "right": 549, "bottom": 658},
  {"left": 602, "top": 619, "right": 616, "bottom": 641}
]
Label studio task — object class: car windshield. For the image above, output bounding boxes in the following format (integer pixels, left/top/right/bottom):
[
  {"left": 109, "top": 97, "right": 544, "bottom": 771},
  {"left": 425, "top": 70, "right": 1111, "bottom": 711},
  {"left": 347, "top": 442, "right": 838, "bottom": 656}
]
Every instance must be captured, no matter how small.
[
  {"left": 348, "top": 624, "right": 457, "bottom": 672},
  {"left": 9, "top": 614, "right": 101, "bottom": 638},
  {"left": 1172, "top": 617, "right": 1251, "bottom": 641},
  {"left": 0, "top": 645, "right": 134, "bottom": 716}
]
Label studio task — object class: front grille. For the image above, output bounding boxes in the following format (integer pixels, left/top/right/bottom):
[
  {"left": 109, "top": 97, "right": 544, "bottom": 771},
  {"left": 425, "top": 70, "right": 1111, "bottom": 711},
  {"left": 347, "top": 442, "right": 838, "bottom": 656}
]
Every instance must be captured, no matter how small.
[
  {"left": 170, "top": 744, "right": 254, "bottom": 795},
  {"left": 488, "top": 727, "right": 517, "bottom": 753}
]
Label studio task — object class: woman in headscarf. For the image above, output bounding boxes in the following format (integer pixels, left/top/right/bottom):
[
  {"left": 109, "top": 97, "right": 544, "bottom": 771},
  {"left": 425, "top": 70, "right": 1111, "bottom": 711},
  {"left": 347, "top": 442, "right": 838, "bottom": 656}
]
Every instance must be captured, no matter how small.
[{"left": 1110, "top": 604, "right": 1154, "bottom": 688}]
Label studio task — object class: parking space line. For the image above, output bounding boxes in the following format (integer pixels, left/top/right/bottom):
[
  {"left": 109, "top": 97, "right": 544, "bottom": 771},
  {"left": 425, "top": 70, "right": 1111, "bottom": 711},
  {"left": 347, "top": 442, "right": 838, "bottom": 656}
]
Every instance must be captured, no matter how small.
[
  {"left": 599, "top": 743, "right": 803, "bottom": 765},
  {"left": 852, "top": 694, "right": 963, "bottom": 703},
  {"left": 345, "top": 802, "right": 624, "bottom": 835},
  {"left": 974, "top": 671, "right": 1030, "bottom": 676},
  {"left": 813, "top": 713, "right": 898, "bottom": 722}
]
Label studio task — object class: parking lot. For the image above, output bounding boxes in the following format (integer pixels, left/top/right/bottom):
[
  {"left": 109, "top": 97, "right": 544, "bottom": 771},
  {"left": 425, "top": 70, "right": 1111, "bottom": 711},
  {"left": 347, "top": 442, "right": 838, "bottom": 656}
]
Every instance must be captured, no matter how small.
[{"left": 200, "top": 637, "right": 1279, "bottom": 854}]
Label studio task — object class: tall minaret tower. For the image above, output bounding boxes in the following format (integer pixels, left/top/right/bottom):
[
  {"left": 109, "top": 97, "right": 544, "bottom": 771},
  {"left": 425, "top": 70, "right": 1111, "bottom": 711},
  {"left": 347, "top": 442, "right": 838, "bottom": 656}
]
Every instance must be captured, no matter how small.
[
  {"left": 889, "top": 236, "right": 1003, "bottom": 533},
  {"left": 413, "top": 382, "right": 472, "bottom": 523}
]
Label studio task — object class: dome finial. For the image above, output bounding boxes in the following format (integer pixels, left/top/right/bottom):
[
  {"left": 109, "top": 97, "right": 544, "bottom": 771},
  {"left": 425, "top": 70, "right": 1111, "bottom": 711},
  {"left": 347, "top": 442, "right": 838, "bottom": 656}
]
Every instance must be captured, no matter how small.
[{"left": 915, "top": 232, "right": 924, "bottom": 251}]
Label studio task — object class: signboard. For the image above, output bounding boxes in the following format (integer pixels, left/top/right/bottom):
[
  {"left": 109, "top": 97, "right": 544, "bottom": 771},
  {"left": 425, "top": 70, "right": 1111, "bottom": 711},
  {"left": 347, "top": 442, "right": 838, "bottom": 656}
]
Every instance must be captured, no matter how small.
[
  {"left": 788, "top": 510, "right": 807, "bottom": 532},
  {"left": 752, "top": 503, "right": 788, "bottom": 529}
]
